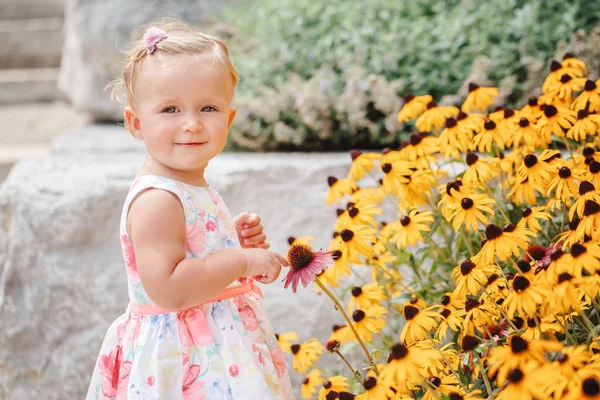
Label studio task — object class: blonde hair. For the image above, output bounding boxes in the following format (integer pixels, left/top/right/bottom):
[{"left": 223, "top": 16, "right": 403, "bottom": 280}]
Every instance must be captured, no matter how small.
[{"left": 107, "top": 18, "right": 239, "bottom": 107}]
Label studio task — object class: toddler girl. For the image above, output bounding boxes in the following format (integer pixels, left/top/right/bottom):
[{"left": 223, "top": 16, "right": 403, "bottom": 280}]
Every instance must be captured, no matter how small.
[{"left": 86, "top": 19, "right": 294, "bottom": 399}]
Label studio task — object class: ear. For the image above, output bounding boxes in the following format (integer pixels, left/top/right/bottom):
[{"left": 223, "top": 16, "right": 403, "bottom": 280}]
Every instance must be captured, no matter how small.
[
  {"left": 226, "top": 107, "right": 237, "bottom": 131},
  {"left": 124, "top": 106, "right": 143, "bottom": 140}
]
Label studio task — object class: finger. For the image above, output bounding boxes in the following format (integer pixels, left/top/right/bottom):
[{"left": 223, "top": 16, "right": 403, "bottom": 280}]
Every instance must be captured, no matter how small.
[
  {"left": 274, "top": 253, "right": 289, "bottom": 267},
  {"left": 256, "top": 242, "right": 270, "bottom": 250},
  {"left": 244, "top": 213, "right": 261, "bottom": 228},
  {"left": 244, "top": 233, "right": 266, "bottom": 246},
  {"left": 240, "top": 224, "right": 263, "bottom": 238},
  {"left": 233, "top": 212, "right": 249, "bottom": 227}
]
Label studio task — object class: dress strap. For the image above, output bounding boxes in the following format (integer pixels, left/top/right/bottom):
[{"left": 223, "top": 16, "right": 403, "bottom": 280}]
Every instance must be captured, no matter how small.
[{"left": 127, "top": 280, "right": 263, "bottom": 315}]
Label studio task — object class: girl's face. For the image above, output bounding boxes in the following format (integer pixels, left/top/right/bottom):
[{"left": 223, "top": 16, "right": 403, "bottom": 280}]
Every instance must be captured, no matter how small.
[{"left": 124, "top": 53, "right": 236, "bottom": 179}]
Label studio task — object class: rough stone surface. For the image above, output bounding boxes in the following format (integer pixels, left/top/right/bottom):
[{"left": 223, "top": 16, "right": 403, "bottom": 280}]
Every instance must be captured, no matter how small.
[
  {"left": 0, "top": 125, "right": 352, "bottom": 398},
  {"left": 58, "top": 0, "right": 232, "bottom": 121}
]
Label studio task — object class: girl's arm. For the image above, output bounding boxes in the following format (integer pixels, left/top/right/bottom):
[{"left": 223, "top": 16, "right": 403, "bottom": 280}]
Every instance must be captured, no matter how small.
[{"left": 128, "top": 189, "right": 278, "bottom": 310}]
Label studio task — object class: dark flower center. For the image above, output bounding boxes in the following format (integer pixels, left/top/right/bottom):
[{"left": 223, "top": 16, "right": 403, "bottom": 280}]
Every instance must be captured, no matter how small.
[
  {"left": 441, "top": 295, "right": 451, "bottom": 305},
  {"left": 510, "top": 336, "right": 529, "bottom": 353},
  {"left": 558, "top": 272, "right": 573, "bottom": 283},
  {"left": 503, "top": 223, "right": 516, "bottom": 233},
  {"left": 325, "top": 339, "right": 341, "bottom": 353},
  {"left": 445, "top": 117, "right": 458, "bottom": 128},
  {"left": 550, "top": 249, "right": 565, "bottom": 262},
  {"left": 558, "top": 166, "right": 572, "bottom": 178},
  {"left": 550, "top": 60, "right": 561, "bottom": 72},
  {"left": 403, "top": 93, "right": 415, "bottom": 103},
  {"left": 507, "top": 368, "right": 524, "bottom": 384},
  {"left": 484, "top": 119, "right": 496, "bottom": 130},
  {"left": 571, "top": 243, "right": 586, "bottom": 258},
  {"left": 513, "top": 317, "right": 525, "bottom": 329},
  {"left": 457, "top": 111, "right": 468, "bottom": 121},
  {"left": 584, "top": 200, "right": 600, "bottom": 216},
  {"left": 465, "top": 298, "right": 480, "bottom": 312},
  {"left": 519, "top": 117, "right": 530, "bottom": 127},
  {"left": 350, "top": 150, "right": 362, "bottom": 161},
  {"left": 332, "top": 325, "right": 343, "bottom": 332},
  {"left": 288, "top": 244, "right": 315, "bottom": 272},
  {"left": 404, "top": 305, "right": 419, "bottom": 320},
  {"left": 348, "top": 207, "right": 359, "bottom": 218},
  {"left": 487, "top": 274, "right": 500, "bottom": 285},
  {"left": 426, "top": 101, "right": 437, "bottom": 109},
  {"left": 521, "top": 207, "right": 532, "bottom": 217},
  {"left": 513, "top": 276, "right": 530, "bottom": 292},
  {"left": 336, "top": 209, "right": 345, "bottom": 217},
  {"left": 526, "top": 317, "right": 537, "bottom": 328},
  {"left": 590, "top": 161, "right": 600, "bottom": 174},
  {"left": 504, "top": 108, "right": 515, "bottom": 119},
  {"left": 449, "top": 394, "right": 464, "bottom": 400},
  {"left": 485, "top": 224, "right": 503, "bottom": 240},
  {"left": 323, "top": 380, "right": 332, "bottom": 389},
  {"left": 400, "top": 216, "right": 411, "bottom": 226},
  {"left": 333, "top": 232, "right": 340, "bottom": 239},
  {"left": 340, "top": 229, "right": 354, "bottom": 242},
  {"left": 440, "top": 308, "right": 451, "bottom": 319},
  {"left": 364, "top": 377, "right": 377, "bottom": 390},
  {"left": 460, "top": 259, "right": 476, "bottom": 275},
  {"left": 585, "top": 80, "right": 598, "bottom": 91},
  {"left": 578, "top": 109, "right": 590, "bottom": 120},
  {"left": 327, "top": 176, "right": 338, "bottom": 187},
  {"left": 461, "top": 335, "right": 480, "bottom": 351},
  {"left": 291, "top": 344, "right": 301, "bottom": 354},
  {"left": 351, "top": 286, "right": 362, "bottom": 297},
  {"left": 410, "top": 296, "right": 418, "bottom": 304},
  {"left": 468, "top": 82, "right": 479, "bottom": 92},
  {"left": 331, "top": 250, "right": 342, "bottom": 260},
  {"left": 446, "top": 182, "right": 461, "bottom": 195},
  {"left": 583, "top": 378, "right": 600, "bottom": 395},
  {"left": 517, "top": 260, "right": 532, "bottom": 273},
  {"left": 584, "top": 147, "right": 596, "bottom": 157},
  {"left": 389, "top": 343, "right": 409, "bottom": 361},
  {"left": 466, "top": 152, "right": 479, "bottom": 166},
  {"left": 580, "top": 181, "right": 596, "bottom": 195},
  {"left": 560, "top": 74, "right": 572, "bottom": 83},
  {"left": 303, "top": 377, "right": 310, "bottom": 385},
  {"left": 528, "top": 97, "right": 538, "bottom": 106},
  {"left": 410, "top": 133, "right": 423, "bottom": 146},
  {"left": 381, "top": 163, "right": 392, "bottom": 174},
  {"left": 524, "top": 154, "right": 538, "bottom": 168},
  {"left": 352, "top": 310, "right": 366, "bottom": 322},
  {"left": 429, "top": 376, "right": 442, "bottom": 387},
  {"left": 461, "top": 197, "right": 474, "bottom": 210},
  {"left": 544, "top": 105, "right": 558, "bottom": 118},
  {"left": 527, "top": 245, "right": 546, "bottom": 261},
  {"left": 557, "top": 353, "right": 569, "bottom": 363}
]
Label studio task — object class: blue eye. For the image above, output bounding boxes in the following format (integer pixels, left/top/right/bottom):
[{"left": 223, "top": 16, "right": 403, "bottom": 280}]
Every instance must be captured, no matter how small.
[
  {"left": 163, "top": 106, "right": 178, "bottom": 113},
  {"left": 202, "top": 106, "right": 217, "bottom": 112}
]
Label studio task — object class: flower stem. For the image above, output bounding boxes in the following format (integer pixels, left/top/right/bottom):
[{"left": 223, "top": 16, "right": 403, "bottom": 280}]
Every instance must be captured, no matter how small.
[
  {"left": 427, "top": 333, "right": 469, "bottom": 393},
  {"left": 461, "top": 229, "right": 475, "bottom": 257},
  {"left": 477, "top": 355, "right": 494, "bottom": 399},
  {"left": 334, "top": 349, "right": 364, "bottom": 388},
  {"left": 315, "top": 277, "right": 379, "bottom": 374},
  {"left": 481, "top": 181, "right": 511, "bottom": 225}
]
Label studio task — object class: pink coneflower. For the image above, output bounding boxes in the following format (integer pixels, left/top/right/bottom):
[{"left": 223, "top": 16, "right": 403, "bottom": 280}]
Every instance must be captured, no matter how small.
[
  {"left": 524, "top": 242, "right": 561, "bottom": 268},
  {"left": 283, "top": 243, "right": 334, "bottom": 292}
]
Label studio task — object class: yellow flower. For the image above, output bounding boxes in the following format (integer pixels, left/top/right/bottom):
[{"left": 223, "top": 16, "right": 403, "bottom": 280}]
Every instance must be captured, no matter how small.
[
  {"left": 508, "top": 116, "right": 546, "bottom": 152},
  {"left": 335, "top": 201, "right": 381, "bottom": 231},
  {"left": 535, "top": 104, "right": 577, "bottom": 142},
  {"left": 396, "top": 169, "right": 437, "bottom": 213},
  {"left": 462, "top": 297, "right": 498, "bottom": 334},
  {"left": 422, "top": 374, "right": 461, "bottom": 400},
  {"left": 328, "top": 324, "right": 354, "bottom": 344},
  {"left": 439, "top": 117, "right": 469, "bottom": 158},
  {"left": 572, "top": 79, "right": 600, "bottom": 112},
  {"left": 415, "top": 101, "right": 459, "bottom": 132},
  {"left": 562, "top": 53, "right": 588, "bottom": 76},
  {"left": 544, "top": 271, "right": 585, "bottom": 314},
  {"left": 503, "top": 274, "right": 550, "bottom": 318},
  {"left": 507, "top": 175, "right": 539, "bottom": 205},
  {"left": 332, "top": 225, "right": 376, "bottom": 264},
  {"left": 326, "top": 176, "right": 358, "bottom": 205},
  {"left": 540, "top": 73, "right": 587, "bottom": 107},
  {"left": 520, "top": 96, "right": 544, "bottom": 121},
  {"left": 577, "top": 200, "right": 600, "bottom": 242},
  {"left": 447, "top": 193, "right": 495, "bottom": 231},
  {"left": 570, "top": 181, "right": 600, "bottom": 220},
  {"left": 542, "top": 59, "right": 582, "bottom": 93},
  {"left": 452, "top": 259, "right": 496, "bottom": 298},
  {"left": 276, "top": 331, "right": 298, "bottom": 353},
  {"left": 400, "top": 305, "right": 438, "bottom": 344},
  {"left": 546, "top": 165, "right": 588, "bottom": 204},
  {"left": 471, "top": 119, "right": 505, "bottom": 152},
  {"left": 436, "top": 307, "right": 466, "bottom": 340},
  {"left": 516, "top": 151, "right": 559, "bottom": 194},
  {"left": 461, "top": 83, "right": 499, "bottom": 112},
  {"left": 348, "top": 150, "right": 382, "bottom": 182},
  {"left": 301, "top": 369, "right": 324, "bottom": 399},
  {"left": 496, "top": 363, "right": 555, "bottom": 400},
  {"left": 521, "top": 315, "right": 563, "bottom": 341},
  {"left": 570, "top": 241, "right": 600, "bottom": 277},
  {"left": 318, "top": 376, "right": 349, "bottom": 400},
  {"left": 567, "top": 110, "right": 600, "bottom": 141},
  {"left": 438, "top": 179, "right": 475, "bottom": 221},
  {"left": 462, "top": 152, "right": 500, "bottom": 185},
  {"left": 386, "top": 209, "right": 434, "bottom": 248},
  {"left": 356, "top": 372, "right": 396, "bottom": 400},
  {"left": 291, "top": 338, "right": 323, "bottom": 374},
  {"left": 379, "top": 159, "right": 413, "bottom": 195},
  {"left": 287, "top": 235, "right": 315, "bottom": 247},
  {"left": 379, "top": 343, "right": 438, "bottom": 392},
  {"left": 397, "top": 93, "right": 433, "bottom": 123},
  {"left": 399, "top": 133, "right": 439, "bottom": 162},
  {"left": 586, "top": 159, "right": 600, "bottom": 189},
  {"left": 351, "top": 305, "right": 387, "bottom": 342},
  {"left": 473, "top": 224, "right": 530, "bottom": 265},
  {"left": 562, "top": 376, "right": 600, "bottom": 400}
]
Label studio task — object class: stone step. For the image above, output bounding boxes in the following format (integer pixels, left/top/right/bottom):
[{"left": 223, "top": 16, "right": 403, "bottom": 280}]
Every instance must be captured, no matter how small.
[
  {"left": 0, "top": 68, "right": 62, "bottom": 103},
  {"left": 0, "top": 0, "right": 65, "bottom": 20},
  {"left": 0, "top": 17, "right": 64, "bottom": 69},
  {"left": 0, "top": 144, "right": 50, "bottom": 183}
]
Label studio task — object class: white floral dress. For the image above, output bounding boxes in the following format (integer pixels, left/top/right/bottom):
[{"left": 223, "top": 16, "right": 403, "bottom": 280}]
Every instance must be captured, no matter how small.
[{"left": 86, "top": 174, "right": 294, "bottom": 400}]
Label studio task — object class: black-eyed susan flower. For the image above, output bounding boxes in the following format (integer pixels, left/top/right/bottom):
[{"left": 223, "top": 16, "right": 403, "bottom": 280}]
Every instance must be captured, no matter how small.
[
  {"left": 570, "top": 181, "right": 600, "bottom": 220},
  {"left": 535, "top": 104, "right": 577, "bottom": 142},
  {"left": 509, "top": 116, "right": 545, "bottom": 152},
  {"left": 349, "top": 186, "right": 383, "bottom": 206},
  {"left": 562, "top": 376, "right": 600, "bottom": 400},
  {"left": 573, "top": 79, "right": 600, "bottom": 112},
  {"left": 462, "top": 83, "right": 499, "bottom": 112},
  {"left": 473, "top": 224, "right": 531, "bottom": 265},
  {"left": 314, "top": 267, "right": 339, "bottom": 293},
  {"left": 517, "top": 206, "right": 551, "bottom": 233},
  {"left": 438, "top": 179, "right": 475, "bottom": 221},
  {"left": 508, "top": 176, "right": 539, "bottom": 205},
  {"left": 288, "top": 235, "right": 315, "bottom": 247},
  {"left": 542, "top": 59, "right": 581, "bottom": 93},
  {"left": 545, "top": 271, "right": 585, "bottom": 314},
  {"left": 577, "top": 200, "right": 600, "bottom": 242},
  {"left": 415, "top": 101, "right": 459, "bottom": 132},
  {"left": 328, "top": 324, "right": 354, "bottom": 344},
  {"left": 351, "top": 306, "right": 387, "bottom": 342},
  {"left": 397, "top": 93, "right": 433, "bottom": 123},
  {"left": 462, "top": 297, "right": 498, "bottom": 334},
  {"left": 567, "top": 110, "right": 600, "bottom": 142},
  {"left": 386, "top": 209, "right": 434, "bottom": 248},
  {"left": 335, "top": 201, "right": 381, "bottom": 230},
  {"left": 570, "top": 242, "right": 600, "bottom": 277},
  {"left": 586, "top": 160, "right": 600, "bottom": 188},
  {"left": 283, "top": 243, "right": 334, "bottom": 293},
  {"left": 496, "top": 364, "right": 554, "bottom": 400},
  {"left": 536, "top": 247, "right": 573, "bottom": 286},
  {"left": 400, "top": 305, "right": 438, "bottom": 344},
  {"left": 521, "top": 315, "right": 562, "bottom": 341},
  {"left": 333, "top": 225, "right": 376, "bottom": 263},
  {"left": 471, "top": 119, "right": 505, "bottom": 152},
  {"left": 422, "top": 374, "right": 461, "bottom": 400},
  {"left": 379, "top": 160, "right": 413, "bottom": 195},
  {"left": 399, "top": 133, "right": 439, "bottom": 162},
  {"left": 452, "top": 259, "right": 496, "bottom": 298},
  {"left": 488, "top": 105, "right": 507, "bottom": 123},
  {"left": 276, "top": 331, "right": 298, "bottom": 353},
  {"left": 355, "top": 372, "right": 395, "bottom": 400},
  {"left": 562, "top": 52, "right": 588, "bottom": 76},
  {"left": 516, "top": 152, "right": 557, "bottom": 193},
  {"left": 436, "top": 307, "right": 466, "bottom": 340},
  {"left": 503, "top": 274, "right": 550, "bottom": 318},
  {"left": 462, "top": 152, "right": 500, "bottom": 185},
  {"left": 520, "top": 96, "right": 544, "bottom": 121},
  {"left": 446, "top": 391, "right": 485, "bottom": 400},
  {"left": 302, "top": 369, "right": 324, "bottom": 399},
  {"left": 348, "top": 150, "right": 381, "bottom": 182},
  {"left": 496, "top": 108, "right": 521, "bottom": 140},
  {"left": 439, "top": 117, "right": 468, "bottom": 158},
  {"left": 379, "top": 343, "right": 437, "bottom": 391},
  {"left": 326, "top": 246, "right": 352, "bottom": 281},
  {"left": 447, "top": 193, "right": 495, "bottom": 231},
  {"left": 540, "top": 73, "right": 586, "bottom": 107},
  {"left": 396, "top": 169, "right": 437, "bottom": 213},
  {"left": 318, "top": 376, "right": 349, "bottom": 400},
  {"left": 347, "top": 282, "right": 385, "bottom": 312},
  {"left": 291, "top": 338, "right": 323, "bottom": 374},
  {"left": 547, "top": 165, "right": 587, "bottom": 204},
  {"left": 327, "top": 176, "right": 358, "bottom": 205}
]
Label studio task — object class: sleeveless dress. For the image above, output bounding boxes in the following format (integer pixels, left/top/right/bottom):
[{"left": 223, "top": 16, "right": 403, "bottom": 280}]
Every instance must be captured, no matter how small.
[{"left": 86, "top": 174, "right": 294, "bottom": 400}]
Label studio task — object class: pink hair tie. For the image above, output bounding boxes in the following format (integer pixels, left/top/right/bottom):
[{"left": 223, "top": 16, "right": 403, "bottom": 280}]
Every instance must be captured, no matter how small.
[{"left": 143, "top": 27, "right": 167, "bottom": 54}]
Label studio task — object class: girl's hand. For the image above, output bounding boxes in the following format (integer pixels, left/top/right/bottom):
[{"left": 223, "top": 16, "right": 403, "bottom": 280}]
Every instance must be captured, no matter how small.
[
  {"left": 233, "top": 212, "right": 270, "bottom": 249},
  {"left": 242, "top": 248, "right": 289, "bottom": 284}
]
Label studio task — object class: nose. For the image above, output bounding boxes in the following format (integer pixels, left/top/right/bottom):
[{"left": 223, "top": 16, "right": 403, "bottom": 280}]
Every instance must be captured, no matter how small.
[{"left": 182, "top": 113, "right": 202, "bottom": 133}]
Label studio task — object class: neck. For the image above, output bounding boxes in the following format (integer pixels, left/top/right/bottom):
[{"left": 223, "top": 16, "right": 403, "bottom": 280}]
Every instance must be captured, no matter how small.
[{"left": 138, "top": 154, "right": 209, "bottom": 187}]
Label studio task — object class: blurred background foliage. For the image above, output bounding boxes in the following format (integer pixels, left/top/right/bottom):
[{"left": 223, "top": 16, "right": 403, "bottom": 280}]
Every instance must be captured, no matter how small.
[{"left": 212, "top": 0, "right": 600, "bottom": 151}]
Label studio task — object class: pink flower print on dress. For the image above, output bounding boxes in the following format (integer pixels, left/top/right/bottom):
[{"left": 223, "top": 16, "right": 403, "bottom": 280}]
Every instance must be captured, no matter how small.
[
  {"left": 229, "top": 364, "right": 239, "bottom": 377},
  {"left": 258, "top": 353, "right": 265, "bottom": 365},
  {"left": 147, "top": 375, "right": 155, "bottom": 386},
  {"left": 98, "top": 345, "right": 132, "bottom": 398},
  {"left": 205, "top": 220, "right": 217, "bottom": 232},
  {"left": 182, "top": 353, "right": 206, "bottom": 400},
  {"left": 236, "top": 298, "right": 258, "bottom": 332},
  {"left": 270, "top": 347, "right": 287, "bottom": 378},
  {"left": 121, "top": 234, "right": 140, "bottom": 285},
  {"left": 178, "top": 308, "right": 213, "bottom": 347},
  {"left": 185, "top": 223, "right": 208, "bottom": 255}
]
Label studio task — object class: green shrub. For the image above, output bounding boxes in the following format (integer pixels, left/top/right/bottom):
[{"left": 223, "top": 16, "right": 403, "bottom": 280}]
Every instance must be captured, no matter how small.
[{"left": 218, "top": 0, "right": 600, "bottom": 151}]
